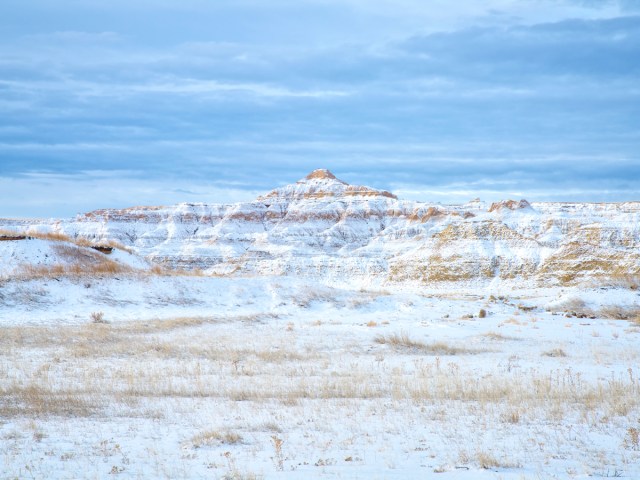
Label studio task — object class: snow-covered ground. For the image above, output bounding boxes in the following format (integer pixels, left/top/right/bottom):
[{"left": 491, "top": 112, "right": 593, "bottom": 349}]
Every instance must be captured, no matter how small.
[{"left": 1, "top": 275, "right": 639, "bottom": 479}]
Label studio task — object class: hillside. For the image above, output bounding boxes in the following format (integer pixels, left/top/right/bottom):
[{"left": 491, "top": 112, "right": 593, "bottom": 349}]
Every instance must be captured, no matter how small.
[{"left": 1, "top": 169, "right": 639, "bottom": 287}]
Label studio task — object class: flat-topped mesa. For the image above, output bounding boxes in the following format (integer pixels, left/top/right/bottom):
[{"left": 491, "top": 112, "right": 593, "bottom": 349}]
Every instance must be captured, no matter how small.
[
  {"left": 258, "top": 169, "right": 398, "bottom": 201},
  {"left": 76, "top": 205, "right": 172, "bottom": 224}
]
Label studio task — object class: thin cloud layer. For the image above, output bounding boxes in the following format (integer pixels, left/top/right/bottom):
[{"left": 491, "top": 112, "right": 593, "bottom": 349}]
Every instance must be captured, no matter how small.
[{"left": 0, "top": 1, "right": 638, "bottom": 216}]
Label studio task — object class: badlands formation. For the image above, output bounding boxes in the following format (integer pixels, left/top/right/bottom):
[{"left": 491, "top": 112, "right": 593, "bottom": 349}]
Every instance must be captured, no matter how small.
[{"left": 2, "top": 169, "right": 639, "bottom": 288}]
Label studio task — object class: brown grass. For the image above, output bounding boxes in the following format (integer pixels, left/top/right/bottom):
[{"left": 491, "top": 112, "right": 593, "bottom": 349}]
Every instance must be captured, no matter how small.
[
  {"left": 598, "top": 305, "right": 640, "bottom": 321},
  {"left": 476, "top": 451, "right": 520, "bottom": 469},
  {"left": 604, "top": 275, "right": 640, "bottom": 291},
  {"left": 2, "top": 315, "right": 639, "bottom": 423},
  {"left": 0, "top": 385, "right": 99, "bottom": 417},
  {"left": 374, "top": 331, "right": 426, "bottom": 350},
  {"left": 481, "top": 332, "right": 519, "bottom": 341},
  {"left": 15, "top": 260, "right": 131, "bottom": 280},
  {"left": 542, "top": 348, "right": 567, "bottom": 357},
  {"left": 0, "top": 315, "right": 303, "bottom": 364},
  {"left": 501, "top": 317, "right": 523, "bottom": 326},
  {"left": 500, "top": 409, "right": 521, "bottom": 424},
  {"left": 148, "top": 264, "right": 208, "bottom": 277},
  {"left": 4, "top": 356, "right": 636, "bottom": 416},
  {"left": 548, "top": 297, "right": 640, "bottom": 323},
  {"left": 190, "top": 429, "right": 243, "bottom": 447},
  {"left": 1, "top": 228, "right": 219, "bottom": 278},
  {"left": 10, "top": 243, "right": 134, "bottom": 280},
  {"left": 374, "top": 332, "right": 485, "bottom": 355},
  {"left": 31, "top": 231, "right": 71, "bottom": 242},
  {"left": 90, "top": 311, "right": 108, "bottom": 324},
  {"left": 476, "top": 451, "right": 501, "bottom": 469},
  {"left": 0, "top": 227, "right": 134, "bottom": 253},
  {"left": 75, "top": 238, "right": 133, "bottom": 254},
  {"left": 547, "top": 297, "right": 586, "bottom": 313}
]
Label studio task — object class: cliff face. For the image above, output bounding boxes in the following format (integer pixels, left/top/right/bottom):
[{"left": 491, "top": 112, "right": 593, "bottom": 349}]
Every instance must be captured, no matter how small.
[{"left": 4, "top": 169, "right": 640, "bottom": 287}]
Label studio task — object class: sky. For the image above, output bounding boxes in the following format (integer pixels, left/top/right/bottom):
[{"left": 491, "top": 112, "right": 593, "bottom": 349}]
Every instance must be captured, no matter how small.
[{"left": 1, "top": 0, "right": 639, "bottom": 217}]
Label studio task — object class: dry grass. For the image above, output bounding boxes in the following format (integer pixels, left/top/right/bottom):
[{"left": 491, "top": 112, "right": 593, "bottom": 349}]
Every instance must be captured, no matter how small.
[
  {"left": 0, "top": 227, "right": 148, "bottom": 280},
  {"left": 149, "top": 264, "right": 208, "bottom": 277},
  {"left": 75, "top": 238, "right": 134, "bottom": 254},
  {"left": 547, "top": 297, "right": 586, "bottom": 313},
  {"left": 501, "top": 317, "right": 523, "bottom": 326},
  {"left": 0, "top": 385, "right": 100, "bottom": 417},
  {"left": 190, "top": 429, "right": 243, "bottom": 448},
  {"left": 374, "top": 331, "right": 428, "bottom": 352},
  {"left": 0, "top": 228, "right": 134, "bottom": 254},
  {"left": 476, "top": 451, "right": 520, "bottom": 469},
  {"left": 597, "top": 305, "right": 640, "bottom": 321},
  {"left": 500, "top": 409, "right": 521, "bottom": 424},
  {"left": 15, "top": 260, "right": 131, "bottom": 280},
  {"left": 374, "top": 331, "right": 485, "bottom": 355},
  {"left": 3, "top": 357, "right": 637, "bottom": 419},
  {"left": 27, "top": 231, "right": 73, "bottom": 242},
  {"left": 1, "top": 315, "right": 639, "bottom": 434},
  {"left": 10, "top": 243, "right": 134, "bottom": 280},
  {"left": 3, "top": 278, "right": 639, "bottom": 477},
  {"left": 481, "top": 332, "right": 519, "bottom": 341},
  {"left": 625, "top": 427, "right": 640, "bottom": 451},
  {"left": 0, "top": 315, "right": 265, "bottom": 351},
  {"left": 516, "top": 303, "right": 536, "bottom": 312},
  {"left": 90, "top": 311, "right": 108, "bottom": 324},
  {"left": 291, "top": 287, "right": 336, "bottom": 308},
  {"left": 0, "top": 226, "right": 351, "bottom": 280},
  {"left": 476, "top": 451, "right": 501, "bottom": 469},
  {"left": 542, "top": 348, "right": 568, "bottom": 357},
  {"left": 605, "top": 275, "right": 640, "bottom": 291},
  {"left": 548, "top": 297, "right": 640, "bottom": 323}
]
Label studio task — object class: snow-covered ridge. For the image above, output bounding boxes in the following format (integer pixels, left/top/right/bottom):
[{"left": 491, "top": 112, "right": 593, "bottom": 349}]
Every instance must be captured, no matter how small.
[
  {"left": 258, "top": 168, "right": 398, "bottom": 201},
  {"left": 2, "top": 169, "right": 639, "bottom": 287}
]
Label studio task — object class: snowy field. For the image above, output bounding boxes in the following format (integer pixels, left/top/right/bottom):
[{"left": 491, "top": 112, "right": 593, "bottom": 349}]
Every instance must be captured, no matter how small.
[{"left": 1, "top": 275, "right": 639, "bottom": 479}]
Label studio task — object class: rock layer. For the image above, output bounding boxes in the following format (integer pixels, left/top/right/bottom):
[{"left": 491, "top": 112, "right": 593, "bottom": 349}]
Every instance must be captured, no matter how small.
[{"left": 2, "top": 170, "right": 639, "bottom": 287}]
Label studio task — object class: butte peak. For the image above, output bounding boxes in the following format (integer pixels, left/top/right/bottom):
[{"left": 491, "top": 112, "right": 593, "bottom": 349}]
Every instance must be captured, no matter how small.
[
  {"left": 302, "top": 169, "right": 346, "bottom": 183},
  {"left": 258, "top": 168, "right": 397, "bottom": 201}
]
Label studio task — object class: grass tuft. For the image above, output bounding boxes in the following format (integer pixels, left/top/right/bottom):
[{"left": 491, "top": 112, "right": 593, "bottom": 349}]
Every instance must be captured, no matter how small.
[
  {"left": 191, "top": 429, "right": 243, "bottom": 448},
  {"left": 542, "top": 348, "right": 567, "bottom": 357},
  {"left": 374, "top": 331, "right": 485, "bottom": 355}
]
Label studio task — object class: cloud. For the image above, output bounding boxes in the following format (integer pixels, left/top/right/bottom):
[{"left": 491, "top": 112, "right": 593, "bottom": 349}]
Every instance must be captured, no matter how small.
[
  {"left": 21, "top": 31, "right": 122, "bottom": 43},
  {"left": 396, "top": 17, "right": 640, "bottom": 86},
  {"left": 0, "top": 5, "right": 638, "bottom": 216},
  {"left": 0, "top": 170, "right": 261, "bottom": 218}
]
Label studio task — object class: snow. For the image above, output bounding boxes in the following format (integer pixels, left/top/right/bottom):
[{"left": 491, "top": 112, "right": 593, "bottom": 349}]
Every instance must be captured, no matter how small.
[
  {"left": 0, "top": 237, "right": 149, "bottom": 278},
  {"left": 2, "top": 172, "right": 636, "bottom": 287},
  {"left": 1, "top": 274, "right": 639, "bottom": 479},
  {"left": 1, "top": 172, "right": 639, "bottom": 478}
]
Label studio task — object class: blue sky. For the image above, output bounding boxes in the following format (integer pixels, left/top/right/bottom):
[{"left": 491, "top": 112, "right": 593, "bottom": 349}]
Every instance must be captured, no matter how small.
[{"left": 1, "top": 0, "right": 639, "bottom": 217}]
